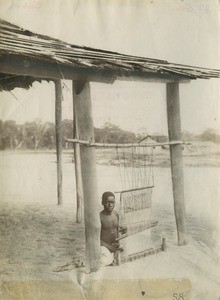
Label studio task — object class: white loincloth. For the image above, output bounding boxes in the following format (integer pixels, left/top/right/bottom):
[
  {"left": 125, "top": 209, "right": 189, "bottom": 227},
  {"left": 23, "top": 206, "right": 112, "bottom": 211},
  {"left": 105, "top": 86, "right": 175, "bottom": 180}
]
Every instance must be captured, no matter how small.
[{"left": 100, "top": 246, "right": 114, "bottom": 267}]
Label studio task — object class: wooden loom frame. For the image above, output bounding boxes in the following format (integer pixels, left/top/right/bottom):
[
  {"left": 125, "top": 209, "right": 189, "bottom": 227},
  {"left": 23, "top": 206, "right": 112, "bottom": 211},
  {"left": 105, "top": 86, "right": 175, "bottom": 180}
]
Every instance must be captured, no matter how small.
[
  {"left": 115, "top": 185, "right": 165, "bottom": 265},
  {"left": 67, "top": 139, "right": 169, "bottom": 265}
]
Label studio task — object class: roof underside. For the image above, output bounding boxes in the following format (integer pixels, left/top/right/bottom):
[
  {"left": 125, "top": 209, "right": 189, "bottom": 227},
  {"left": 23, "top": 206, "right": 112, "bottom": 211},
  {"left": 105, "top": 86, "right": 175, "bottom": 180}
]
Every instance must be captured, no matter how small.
[{"left": 0, "top": 19, "right": 220, "bottom": 92}]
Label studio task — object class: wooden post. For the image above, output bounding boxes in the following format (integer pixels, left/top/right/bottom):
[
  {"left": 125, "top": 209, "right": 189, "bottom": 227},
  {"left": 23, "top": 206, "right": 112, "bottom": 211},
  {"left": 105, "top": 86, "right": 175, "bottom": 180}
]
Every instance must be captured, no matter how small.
[
  {"left": 72, "top": 82, "right": 84, "bottom": 223},
  {"left": 162, "top": 237, "right": 167, "bottom": 251},
  {"left": 55, "top": 80, "right": 63, "bottom": 205},
  {"left": 166, "top": 82, "right": 187, "bottom": 245},
  {"left": 73, "top": 81, "right": 100, "bottom": 273}
]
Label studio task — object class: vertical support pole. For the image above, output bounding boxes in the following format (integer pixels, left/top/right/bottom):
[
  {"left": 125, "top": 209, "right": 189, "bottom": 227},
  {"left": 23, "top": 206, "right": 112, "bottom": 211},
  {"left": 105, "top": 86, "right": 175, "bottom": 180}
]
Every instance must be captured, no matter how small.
[
  {"left": 72, "top": 82, "right": 84, "bottom": 223},
  {"left": 55, "top": 80, "right": 63, "bottom": 205},
  {"left": 166, "top": 82, "right": 187, "bottom": 245},
  {"left": 162, "top": 237, "right": 167, "bottom": 251},
  {"left": 73, "top": 81, "right": 100, "bottom": 273}
]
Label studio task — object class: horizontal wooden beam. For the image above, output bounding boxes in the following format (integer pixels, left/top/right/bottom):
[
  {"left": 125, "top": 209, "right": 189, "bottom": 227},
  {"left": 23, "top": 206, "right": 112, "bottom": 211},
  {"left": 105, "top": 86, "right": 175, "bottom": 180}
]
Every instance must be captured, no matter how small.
[
  {"left": 114, "top": 185, "right": 154, "bottom": 193},
  {"left": 0, "top": 54, "right": 191, "bottom": 84},
  {"left": 0, "top": 54, "right": 115, "bottom": 84},
  {"left": 66, "top": 138, "right": 190, "bottom": 148},
  {"left": 121, "top": 246, "right": 162, "bottom": 264}
]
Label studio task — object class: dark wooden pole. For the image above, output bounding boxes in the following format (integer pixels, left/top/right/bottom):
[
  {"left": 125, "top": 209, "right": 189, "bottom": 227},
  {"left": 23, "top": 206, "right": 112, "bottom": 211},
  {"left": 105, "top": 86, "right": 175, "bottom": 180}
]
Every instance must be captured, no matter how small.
[
  {"left": 166, "top": 82, "right": 187, "bottom": 245},
  {"left": 72, "top": 82, "right": 84, "bottom": 223},
  {"left": 55, "top": 80, "right": 63, "bottom": 205},
  {"left": 72, "top": 81, "right": 100, "bottom": 273}
]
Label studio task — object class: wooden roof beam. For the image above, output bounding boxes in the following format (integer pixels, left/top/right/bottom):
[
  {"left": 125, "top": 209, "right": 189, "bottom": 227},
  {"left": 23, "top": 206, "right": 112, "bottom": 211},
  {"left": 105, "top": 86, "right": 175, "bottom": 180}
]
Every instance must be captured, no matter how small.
[{"left": 0, "top": 54, "right": 191, "bottom": 85}]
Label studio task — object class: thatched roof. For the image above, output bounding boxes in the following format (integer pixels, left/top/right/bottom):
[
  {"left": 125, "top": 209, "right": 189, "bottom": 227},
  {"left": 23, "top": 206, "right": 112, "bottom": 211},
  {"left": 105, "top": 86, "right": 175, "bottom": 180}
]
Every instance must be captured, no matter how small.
[
  {"left": 0, "top": 73, "right": 48, "bottom": 92},
  {"left": 0, "top": 19, "right": 220, "bottom": 91}
]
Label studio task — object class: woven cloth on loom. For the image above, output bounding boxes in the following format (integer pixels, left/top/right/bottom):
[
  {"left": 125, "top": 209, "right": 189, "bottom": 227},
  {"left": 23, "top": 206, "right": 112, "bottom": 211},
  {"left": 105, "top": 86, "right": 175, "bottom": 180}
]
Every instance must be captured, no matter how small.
[{"left": 119, "top": 187, "right": 152, "bottom": 236}]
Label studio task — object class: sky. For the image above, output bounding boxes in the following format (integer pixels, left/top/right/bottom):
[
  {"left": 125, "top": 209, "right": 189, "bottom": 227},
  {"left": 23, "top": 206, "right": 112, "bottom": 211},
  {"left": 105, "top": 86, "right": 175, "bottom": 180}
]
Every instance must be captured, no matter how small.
[{"left": 0, "top": 0, "right": 220, "bottom": 135}]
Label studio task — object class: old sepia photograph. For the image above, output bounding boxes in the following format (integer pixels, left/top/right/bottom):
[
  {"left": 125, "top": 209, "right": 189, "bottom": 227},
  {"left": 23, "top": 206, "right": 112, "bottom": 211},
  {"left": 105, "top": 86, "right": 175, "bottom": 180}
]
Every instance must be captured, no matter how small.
[{"left": 0, "top": 0, "right": 220, "bottom": 299}]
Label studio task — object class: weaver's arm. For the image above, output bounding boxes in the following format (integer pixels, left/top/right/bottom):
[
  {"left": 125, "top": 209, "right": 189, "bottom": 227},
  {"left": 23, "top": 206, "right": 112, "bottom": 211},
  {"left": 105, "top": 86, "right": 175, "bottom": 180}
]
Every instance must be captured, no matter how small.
[{"left": 116, "top": 225, "right": 128, "bottom": 241}]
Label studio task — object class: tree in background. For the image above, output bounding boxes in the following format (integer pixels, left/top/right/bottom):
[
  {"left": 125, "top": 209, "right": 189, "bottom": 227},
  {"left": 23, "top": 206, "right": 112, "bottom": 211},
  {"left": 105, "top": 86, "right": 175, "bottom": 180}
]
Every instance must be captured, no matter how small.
[
  {"left": 40, "top": 122, "right": 55, "bottom": 149},
  {"left": 200, "top": 128, "right": 220, "bottom": 143},
  {"left": 24, "top": 119, "right": 50, "bottom": 149},
  {"left": 62, "top": 119, "right": 73, "bottom": 149},
  {"left": 95, "top": 122, "right": 137, "bottom": 143},
  {"left": 0, "top": 119, "right": 219, "bottom": 150},
  {"left": 0, "top": 120, "right": 18, "bottom": 149}
]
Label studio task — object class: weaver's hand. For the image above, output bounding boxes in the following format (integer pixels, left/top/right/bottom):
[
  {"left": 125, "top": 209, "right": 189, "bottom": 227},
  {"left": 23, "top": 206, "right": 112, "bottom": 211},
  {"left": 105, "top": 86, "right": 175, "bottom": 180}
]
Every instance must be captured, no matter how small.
[
  {"left": 118, "top": 226, "right": 127, "bottom": 235},
  {"left": 101, "top": 240, "right": 119, "bottom": 252},
  {"left": 108, "top": 242, "right": 120, "bottom": 252}
]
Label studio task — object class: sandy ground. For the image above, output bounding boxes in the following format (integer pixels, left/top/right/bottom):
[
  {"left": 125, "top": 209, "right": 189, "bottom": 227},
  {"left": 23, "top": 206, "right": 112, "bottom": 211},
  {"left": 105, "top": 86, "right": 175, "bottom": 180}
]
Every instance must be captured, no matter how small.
[
  {"left": 0, "top": 203, "right": 220, "bottom": 299},
  {"left": 0, "top": 204, "right": 85, "bottom": 281},
  {"left": 0, "top": 148, "right": 220, "bottom": 299}
]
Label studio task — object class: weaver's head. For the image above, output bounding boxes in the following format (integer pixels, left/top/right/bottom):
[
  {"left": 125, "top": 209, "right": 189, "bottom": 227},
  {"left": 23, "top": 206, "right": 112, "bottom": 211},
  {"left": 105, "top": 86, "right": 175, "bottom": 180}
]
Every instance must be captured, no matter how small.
[{"left": 102, "top": 191, "right": 115, "bottom": 213}]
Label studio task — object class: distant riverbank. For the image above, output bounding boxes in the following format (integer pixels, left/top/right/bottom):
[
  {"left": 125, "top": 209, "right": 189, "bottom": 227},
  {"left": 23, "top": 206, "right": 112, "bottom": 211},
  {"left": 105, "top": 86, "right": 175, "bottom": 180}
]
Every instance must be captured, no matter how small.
[{"left": 2, "top": 141, "right": 219, "bottom": 168}]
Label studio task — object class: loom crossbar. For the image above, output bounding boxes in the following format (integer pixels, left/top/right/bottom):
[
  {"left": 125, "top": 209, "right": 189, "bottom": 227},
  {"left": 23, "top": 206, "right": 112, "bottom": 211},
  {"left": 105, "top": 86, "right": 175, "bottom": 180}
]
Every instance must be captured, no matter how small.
[
  {"left": 115, "top": 185, "right": 154, "bottom": 194},
  {"left": 66, "top": 138, "right": 190, "bottom": 148}
]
